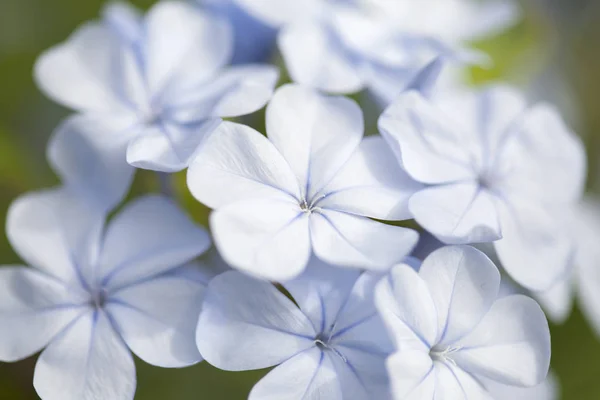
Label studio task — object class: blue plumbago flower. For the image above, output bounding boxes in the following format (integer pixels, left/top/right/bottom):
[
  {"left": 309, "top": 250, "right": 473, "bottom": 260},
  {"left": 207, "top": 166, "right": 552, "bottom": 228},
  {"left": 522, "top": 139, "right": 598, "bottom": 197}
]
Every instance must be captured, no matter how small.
[
  {"left": 187, "top": 84, "right": 420, "bottom": 281},
  {"left": 0, "top": 192, "right": 211, "bottom": 400},
  {"left": 375, "top": 246, "right": 551, "bottom": 400},
  {"left": 197, "top": 0, "right": 277, "bottom": 64},
  {"left": 196, "top": 260, "right": 394, "bottom": 400},
  {"left": 232, "top": 0, "right": 518, "bottom": 99},
  {"left": 520, "top": 197, "right": 600, "bottom": 330},
  {"left": 35, "top": 1, "right": 279, "bottom": 172},
  {"left": 47, "top": 114, "right": 135, "bottom": 212},
  {"left": 378, "top": 86, "right": 587, "bottom": 291}
]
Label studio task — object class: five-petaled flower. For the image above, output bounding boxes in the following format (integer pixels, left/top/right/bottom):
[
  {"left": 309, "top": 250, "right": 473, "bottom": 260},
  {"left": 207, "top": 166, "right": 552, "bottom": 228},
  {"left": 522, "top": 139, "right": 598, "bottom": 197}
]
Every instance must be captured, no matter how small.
[
  {"left": 375, "top": 245, "right": 551, "bottom": 399},
  {"left": 197, "top": 260, "right": 393, "bottom": 399},
  {"left": 187, "top": 84, "right": 420, "bottom": 281},
  {"left": 0, "top": 192, "right": 211, "bottom": 400},
  {"left": 35, "top": 1, "right": 279, "bottom": 172},
  {"left": 379, "top": 86, "right": 587, "bottom": 291}
]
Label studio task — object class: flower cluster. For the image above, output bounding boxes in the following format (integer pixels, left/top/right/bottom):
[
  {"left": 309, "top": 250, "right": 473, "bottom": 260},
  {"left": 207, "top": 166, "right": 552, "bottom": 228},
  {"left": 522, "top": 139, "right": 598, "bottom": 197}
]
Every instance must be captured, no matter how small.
[{"left": 0, "top": 1, "right": 597, "bottom": 399}]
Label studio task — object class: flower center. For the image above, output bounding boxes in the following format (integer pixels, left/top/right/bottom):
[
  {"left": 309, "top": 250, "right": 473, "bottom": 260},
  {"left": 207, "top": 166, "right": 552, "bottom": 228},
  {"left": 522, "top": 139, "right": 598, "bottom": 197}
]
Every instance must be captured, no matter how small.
[
  {"left": 91, "top": 288, "right": 108, "bottom": 310},
  {"left": 299, "top": 194, "right": 327, "bottom": 214},
  {"left": 313, "top": 335, "right": 348, "bottom": 362},
  {"left": 429, "top": 345, "right": 461, "bottom": 366}
]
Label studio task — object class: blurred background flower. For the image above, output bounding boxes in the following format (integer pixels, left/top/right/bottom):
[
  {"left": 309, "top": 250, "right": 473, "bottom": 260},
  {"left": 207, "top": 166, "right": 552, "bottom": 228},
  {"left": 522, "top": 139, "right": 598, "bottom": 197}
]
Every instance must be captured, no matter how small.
[{"left": 0, "top": 0, "right": 599, "bottom": 398}]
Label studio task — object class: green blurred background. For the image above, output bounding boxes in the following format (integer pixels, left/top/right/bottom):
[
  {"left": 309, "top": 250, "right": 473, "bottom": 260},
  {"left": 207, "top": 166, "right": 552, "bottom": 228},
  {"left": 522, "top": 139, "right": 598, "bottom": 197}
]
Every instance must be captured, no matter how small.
[{"left": 0, "top": 0, "right": 599, "bottom": 398}]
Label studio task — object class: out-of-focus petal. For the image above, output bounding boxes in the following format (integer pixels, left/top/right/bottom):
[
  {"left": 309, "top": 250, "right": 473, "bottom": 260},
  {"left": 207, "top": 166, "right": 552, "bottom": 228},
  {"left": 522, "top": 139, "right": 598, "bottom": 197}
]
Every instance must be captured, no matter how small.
[
  {"left": 409, "top": 183, "right": 502, "bottom": 244},
  {"left": 378, "top": 91, "right": 476, "bottom": 184},
  {"left": 144, "top": 2, "right": 233, "bottom": 96},
  {"left": 0, "top": 267, "right": 86, "bottom": 362},
  {"left": 6, "top": 189, "right": 104, "bottom": 289},
  {"left": 48, "top": 114, "right": 136, "bottom": 211},
  {"left": 34, "top": 22, "right": 133, "bottom": 113},
  {"left": 126, "top": 119, "right": 221, "bottom": 172},
  {"left": 279, "top": 21, "right": 365, "bottom": 93},
  {"left": 495, "top": 198, "right": 572, "bottom": 291},
  {"left": 165, "top": 65, "right": 278, "bottom": 121}
]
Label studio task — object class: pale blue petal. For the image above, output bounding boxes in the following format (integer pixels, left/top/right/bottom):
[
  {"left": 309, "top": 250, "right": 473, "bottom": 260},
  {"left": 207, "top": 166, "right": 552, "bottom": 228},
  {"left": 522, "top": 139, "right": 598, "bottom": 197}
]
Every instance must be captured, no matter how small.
[
  {"left": 106, "top": 264, "right": 205, "bottom": 368},
  {"left": 99, "top": 195, "right": 210, "bottom": 290},
  {"left": 33, "top": 311, "right": 136, "bottom": 400},
  {"left": 0, "top": 267, "right": 87, "bottom": 362},
  {"left": 196, "top": 271, "right": 316, "bottom": 371}
]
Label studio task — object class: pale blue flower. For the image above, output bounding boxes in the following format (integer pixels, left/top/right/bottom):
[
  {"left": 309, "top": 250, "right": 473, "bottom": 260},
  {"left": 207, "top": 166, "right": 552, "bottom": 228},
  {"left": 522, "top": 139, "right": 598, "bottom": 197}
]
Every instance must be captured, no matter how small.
[
  {"left": 197, "top": 260, "right": 394, "bottom": 400},
  {"left": 0, "top": 193, "right": 211, "bottom": 400},
  {"left": 379, "top": 86, "right": 587, "bottom": 291},
  {"left": 233, "top": 0, "right": 518, "bottom": 100},
  {"left": 187, "top": 84, "right": 420, "bottom": 281},
  {"left": 35, "top": 1, "right": 279, "bottom": 172},
  {"left": 376, "top": 246, "right": 551, "bottom": 399}
]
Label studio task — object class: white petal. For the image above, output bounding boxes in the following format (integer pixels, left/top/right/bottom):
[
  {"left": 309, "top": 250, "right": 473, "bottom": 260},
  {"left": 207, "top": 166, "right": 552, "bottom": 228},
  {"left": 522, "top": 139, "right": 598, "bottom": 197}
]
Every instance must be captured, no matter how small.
[
  {"left": 532, "top": 275, "right": 573, "bottom": 325},
  {"left": 495, "top": 198, "right": 572, "bottom": 291},
  {"left": 211, "top": 198, "right": 311, "bottom": 281},
  {"left": 6, "top": 189, "right": 104, "bottom": 288},
  {"left": 34, "top": 22, "right": 132, "bottom": 113},
  {"left": 106, "top": 266, "right": 204, "bottom": 368},
  {"left": 451, "top": 0, "right": 520, "bottom": 41},
  {"left": 99, "top": 195, "right": 210, "bottom": 290},
  {"left": 330, "top": 346, "right": 391, "bottom": 400},
  {"left": 279, "top": 22, "right": 365, "bottom": 93},
  {"left": 575, "top": 199, "right": 600, "bottom": 336},
  {"left": 375, "top": 265, "right": 438, "bottom": 351},
  {"left": 282, "top": 260, "right": 362, "bottom": 335},
  {"left": 0, "top": 267, "right": 86, "bottom": 362},
  {"left": 196, "top": 271, "right": 315, "bottom": 371},
  {"left": 144, "top": 2, "right": 232, "bottom": 95},
  {"left": 378, "top": 91, "right": 476, "bottom": 184},
  {"left": 102, "top": 2, "right": 144, "bottom": 46},
  {"left": 386, "top": 350, "right": 435, "bottom": 400},
  {"left": 266, "top": 84, "right": 363, "bottom": 199},
  {"left": 319, "top": 136, "right": 422, "bottom": 220},
  {"left": 495, "top": 104, "right": 586, "bottom": 205},
  {"left": 235, "top": 0, "right": 322, "bottom": 27},
  {"left": 484, "top": 371, "right": 560, "bottom": 400},
  {"left": 164, "top": 64, "right": 279, "bottom": 121},
  {"left": 446, "top": 364, "right": 494, "bottom": 399},
  {"left": 409, "top": 183, "right": 502, "bottom": 244},
  {"left": 310, "top": 210, "right": 418, "bottom": 271},
  {"left": 328, "top": 273, "right": 394, "bottom": 355},
  {"left": 433, "top": 362, "right": 466, "bottom": 399},
  {"left": 34, "top": 311, "right": 136, "bottom": 400},
  {"left": 418, "top": 245, "right": 500, "bottom": 346},
  {"left": 187, "top": 121, "right": 301, "bottom": 209},
  {"left": 249, "top": 348, "right": 343, "bottom": 400},
  {"left": 126, "top": 119, "right": 221, "bottom": 172},
  {"left": 433, "top": 86, "right": 527, "bottom": 165},
  {"left": 453, "top": 295, "right": 551, "bottom": 387},
  {"left": 48, "top": 114, "right": 136, "bottom": 211}
]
